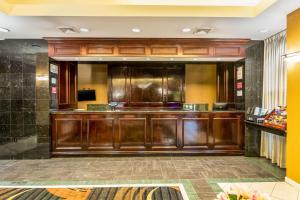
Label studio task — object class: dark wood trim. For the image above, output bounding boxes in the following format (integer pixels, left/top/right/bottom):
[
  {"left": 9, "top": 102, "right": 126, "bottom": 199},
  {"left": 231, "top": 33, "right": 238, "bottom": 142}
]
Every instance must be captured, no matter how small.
[
  {"left": 46, "top": 38, "right": 250, "bottom": 58},
  {"left": 51, "top": 111, "right": 245, "bottom": 156}
]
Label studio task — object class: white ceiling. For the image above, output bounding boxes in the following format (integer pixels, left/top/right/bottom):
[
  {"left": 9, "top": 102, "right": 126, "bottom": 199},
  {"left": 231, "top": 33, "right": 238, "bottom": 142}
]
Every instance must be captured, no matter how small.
[{"left": 0, "top": 0, "right": 299, "bottom": 40}]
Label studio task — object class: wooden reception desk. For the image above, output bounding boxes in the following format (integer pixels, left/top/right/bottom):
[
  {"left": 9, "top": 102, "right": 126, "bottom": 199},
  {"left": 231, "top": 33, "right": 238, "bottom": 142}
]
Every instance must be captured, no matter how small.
[{"left": 51, "top": 109, "right": 245, "bottom": 156}]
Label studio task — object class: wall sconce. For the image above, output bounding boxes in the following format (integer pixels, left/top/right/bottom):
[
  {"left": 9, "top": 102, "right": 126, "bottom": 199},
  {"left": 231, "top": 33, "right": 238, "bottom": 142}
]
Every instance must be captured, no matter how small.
[{"left": 283, "top": 51, "right": 300, "bottom": 63}]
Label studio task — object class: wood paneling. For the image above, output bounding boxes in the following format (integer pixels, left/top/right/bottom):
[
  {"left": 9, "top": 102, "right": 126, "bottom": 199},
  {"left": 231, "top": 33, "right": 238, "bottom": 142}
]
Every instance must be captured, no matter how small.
[
  {"left": 119, "top": 117, "right": 147, "bottom": 149},
  {"left": 53, "top": 45, "right": 81, "bottom": 56},
  {"left": 217, "top": 63, "right": 235, "bottom": 103},
  {"left": 51, "top": 111, "right": 245, "bottom": 155},
  {"left": 118, "top": 46, "right": 146, "bottom": 55},
  {"left": 46, "top": 38, "right": 249, "bottom": 58},
  {"left": 55, "top": 119, "right": 83, "bottom": 150},
  {"left": 86, "top": 45, "right": 114, "bottom": 55},
  {"left": 87, "top": 118, "right": 114, "bottom": 150},
  {"left": 151, "top": 118, "right": 178, "bottom": 148},
  {"left": 215, "top": 47, "right": 240, "bottom": 56},
  {"left": 58, "top": 61, "right": 78, "bottom": 109},
  {"left": 182, "top": 118, "right": 209, "bottom": 148},
  {"left": 182, "top": 46, "right": 210, "bottom": 55},
  {"left": 108, "top": 64, "right": 185, "bottom": 106},
  {"left": 213, "top": 118, "right": 239, "bottom": 146},
  {"left": 151, "top": 46, "right": 178, "bottom": 55}
]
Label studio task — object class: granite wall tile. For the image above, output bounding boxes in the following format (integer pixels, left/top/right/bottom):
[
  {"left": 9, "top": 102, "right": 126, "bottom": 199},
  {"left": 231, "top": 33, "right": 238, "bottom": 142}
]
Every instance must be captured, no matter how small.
[
  {"left": 36, "top": 87, "right": 49, "bottom": 100},
  {"left": 0, "top": 125, "right": 10, "bottom": 134},
  {"left": 11, "top": 100, "right": 23, "bottom": 111},
  {"left": 36, "top": 100, "right": 49, "bottom": 111},
  {"left": 23, "top": 54, "right": 36, "bottom": 73},
  {"left": 244, "top": 41, "right": 264, "bottom": 157},
  {"left": 36, "top": 111, "right": 49, "bottom": 125},
  {"left": 0, "top": 73, "right": 10, "bottom": 87},
  {"left": 23, "top": 86, "right": 36, "bottom": 100},
  {"left": 23, "top": 111, "right": 36, "bottom": 124},
  {"left": 23, "top": 100, "right": 36, "bottom": 111},
  {"left": 11, "top": 112, "right": 24, "bottom": 124},
  {"left": 0, "top": 112, "right": 10, "bottom": 125},
  {"left": 0, "top": 100, "right": 10, "bottom": 112},
  {"left": 0, "top": 87, "right": 10, "bottom": 100},
  {"left": 0, "top": 39, "right": 50, "bottom": 159},
  {"left": 0, "top": 56, "right": 10, "bottom": 73},
  {"left": 10, "top": 87, "right": 23, "bottom": 100},
  {"left": 10, "top": 73, "right": 23, "bottom": 87},
  {"left": 23, "top": 73, "right": 36, "bottom": 87},
  {"left": 10, "top": 125, "right": 24, "bottom": 137}
]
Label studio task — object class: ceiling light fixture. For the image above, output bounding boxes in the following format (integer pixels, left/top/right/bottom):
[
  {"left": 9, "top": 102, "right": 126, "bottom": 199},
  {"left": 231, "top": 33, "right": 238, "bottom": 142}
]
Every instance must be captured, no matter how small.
[
  {"left": 170, "top": 58, "right": 174, "bottom": 61},
  {"left": 79, "top": 28, "right": 89, "bottom": 32},
  {"left": 98, "top": 57, "right": 103, "bottom": 61},
  {"left": 216, "top": 58, "right": 222, "bottom": 61},
  {"left": 122, "top": 57, "right": 127, "bottom": 61},
  {"left": 182, "top": 28, "right": 191, "bottom": 33},
  {"left": 132, "top": 28, "right": 141, "bottom": 33},
  {"left": 0, "top": 27, "right": 10, "bottom": 33},
  {"left": 146, "top": 58, "right": 151, "bottom": 61},
  {"left": 193, "top": 58, "right": 198, "bottom": 61}
]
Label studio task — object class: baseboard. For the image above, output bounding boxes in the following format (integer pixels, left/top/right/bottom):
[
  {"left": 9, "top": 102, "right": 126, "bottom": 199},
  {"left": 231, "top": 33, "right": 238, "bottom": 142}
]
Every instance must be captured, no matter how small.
[{"left": 285, "top": 177, "right": 300, "bottom": 190}]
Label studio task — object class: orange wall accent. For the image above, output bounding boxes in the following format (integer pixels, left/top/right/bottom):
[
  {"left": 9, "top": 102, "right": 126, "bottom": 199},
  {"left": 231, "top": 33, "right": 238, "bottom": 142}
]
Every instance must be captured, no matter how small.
[{"left": 286, "top": 8, "right": 300, "bottom": 183}]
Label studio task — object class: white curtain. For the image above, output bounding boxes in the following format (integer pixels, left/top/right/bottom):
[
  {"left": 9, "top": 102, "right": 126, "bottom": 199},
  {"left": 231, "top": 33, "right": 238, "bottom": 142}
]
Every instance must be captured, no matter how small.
[{"left": 261, "top": 31, "right": 287, "bottom": 168}]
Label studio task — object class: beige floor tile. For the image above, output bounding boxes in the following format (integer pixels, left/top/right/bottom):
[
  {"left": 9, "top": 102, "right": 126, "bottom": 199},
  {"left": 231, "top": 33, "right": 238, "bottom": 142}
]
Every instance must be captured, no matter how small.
[{"left": 272, "top": 182, "right": 299, "bottom": 200}]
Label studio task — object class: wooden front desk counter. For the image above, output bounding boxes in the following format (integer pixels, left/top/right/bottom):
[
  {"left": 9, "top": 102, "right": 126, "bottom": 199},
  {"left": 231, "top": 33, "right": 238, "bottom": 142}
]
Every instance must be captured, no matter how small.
[{"left": 51, "top": 110, "right": 245, "bottom": 156}]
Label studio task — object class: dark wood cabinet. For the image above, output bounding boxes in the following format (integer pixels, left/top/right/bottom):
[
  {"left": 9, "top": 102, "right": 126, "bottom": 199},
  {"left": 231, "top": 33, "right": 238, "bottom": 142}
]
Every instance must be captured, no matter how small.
[
  {"left": 217, "top": 63, "right": 235, "bottom": 103},
  {"left": 58, "top": 62, "right": 78, "bottom": 109},
  {"left": 51, "top": 111, "right": 244, "bottom": 156},
  {"left": 108, "top": 63, "right": 185, "bottom": 107}
]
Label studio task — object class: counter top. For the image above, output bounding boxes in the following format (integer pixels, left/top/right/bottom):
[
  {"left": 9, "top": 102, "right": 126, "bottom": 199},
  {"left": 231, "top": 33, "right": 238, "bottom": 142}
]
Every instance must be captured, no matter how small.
[{"left": 50, "top": 109, "right": 245, "bottom": 114}]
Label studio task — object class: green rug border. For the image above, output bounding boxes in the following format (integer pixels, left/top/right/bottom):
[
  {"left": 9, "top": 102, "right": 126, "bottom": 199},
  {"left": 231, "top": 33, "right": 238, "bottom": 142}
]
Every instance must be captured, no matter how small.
[{"left": 0, "top": 179, "right": 199, "bottom": 200}]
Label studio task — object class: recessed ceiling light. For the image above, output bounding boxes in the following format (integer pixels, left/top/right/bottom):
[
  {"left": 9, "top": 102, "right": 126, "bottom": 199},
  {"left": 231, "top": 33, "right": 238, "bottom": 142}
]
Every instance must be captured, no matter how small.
[
  {"left": 98, "top": 57, "right": 103, "bottom": 61},
  {"left": 170, "top": 58, "right": 174, "bottom": 61},
  {"left": 193, "top": 58, "right": 198, "bottom": 61},
  {"left": 132, "top": 28, "right": 141, "bottom": 33},
  {"left": 79, "top": 28, "right": 89, "bottom": 32},
  {"left": 122, "top": 57, "right": 127, "bottom": 61},
  {"left": 216, "top": 58, "right": 222, "bottom": 61},
  {"left": 75, "top": 57, "right": 79, "bottom": 60},
  {"left": 260, "top": 29, "right": 269, "bottom": 33},
  {"left": 0, "top": 27, "right": 10, "bottom": 33},
  {"left": 146, "top": 58, "right": 151, "bottom": 61},
  {"left": 182, "top": 28, "right": 192, "bottom": 33}
]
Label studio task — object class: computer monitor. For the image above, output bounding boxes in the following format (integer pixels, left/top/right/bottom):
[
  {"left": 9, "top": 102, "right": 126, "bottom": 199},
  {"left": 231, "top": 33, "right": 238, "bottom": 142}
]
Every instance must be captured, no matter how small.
[
  {"left": 78, "top": 90, "right": 96, "bottom": 101},
  {"left": 213, "top": 102, "right": 228, "bottom": 111}
]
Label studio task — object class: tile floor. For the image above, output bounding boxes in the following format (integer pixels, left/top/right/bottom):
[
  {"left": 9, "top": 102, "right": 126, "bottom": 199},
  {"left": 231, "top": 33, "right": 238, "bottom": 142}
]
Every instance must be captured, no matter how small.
[
  {"left": 0, "top": 156, "right": 286, "bottom": 200},
  {"left": 218, "top": 182, "right": 300, "bottom": 200}
]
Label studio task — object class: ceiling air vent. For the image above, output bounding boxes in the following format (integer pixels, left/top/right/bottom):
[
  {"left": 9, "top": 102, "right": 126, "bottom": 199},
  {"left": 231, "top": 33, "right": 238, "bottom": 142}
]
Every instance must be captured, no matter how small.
[
  {"left": 57, "top": 26, "right": 79, "bottom": 34},
  {"left": 193, "top": 28, "right": 212, "bottom": 35}
]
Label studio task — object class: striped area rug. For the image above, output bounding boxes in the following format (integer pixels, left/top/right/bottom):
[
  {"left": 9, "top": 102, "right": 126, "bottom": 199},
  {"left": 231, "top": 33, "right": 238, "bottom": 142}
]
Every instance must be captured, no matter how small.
[{"left": 0, "top": 184, "right": 188, "bottom": 200}]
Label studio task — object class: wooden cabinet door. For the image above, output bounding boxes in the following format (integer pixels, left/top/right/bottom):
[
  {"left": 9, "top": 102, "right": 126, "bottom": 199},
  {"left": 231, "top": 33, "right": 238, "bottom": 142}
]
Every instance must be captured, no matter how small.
[
  {"left": 150, "top": 117, "right": 178, "bottom": 149},
  {"left": 58, "top": 62, "right": 78, "bottom": 109},
  {"left": 182, "top": 117, "right": 209, "bottom": 149},
  {"left": 52, "top": 115, "right": 83, "bottom": 151},
  {"left": 87, "top": 117, "right": 115, "bottom": 150}
]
